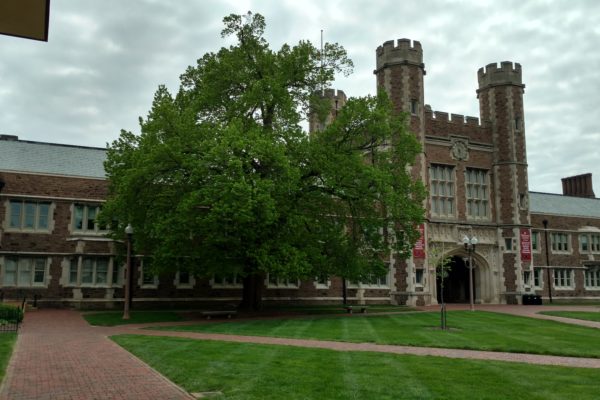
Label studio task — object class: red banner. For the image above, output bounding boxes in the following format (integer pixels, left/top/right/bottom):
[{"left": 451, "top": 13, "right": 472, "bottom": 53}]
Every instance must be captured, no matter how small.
[
  {"left": 520, "top": 228, "right": 531, "bottom": 262},
  {"left": 413, "top": 224, "right": 425, "bottom": 259}
]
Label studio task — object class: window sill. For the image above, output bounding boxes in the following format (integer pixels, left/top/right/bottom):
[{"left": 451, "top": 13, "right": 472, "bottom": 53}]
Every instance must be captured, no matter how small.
[
  {"left": 175, "top": 284, "right": 194, "bottom": 289},
  {"left": 211, "top": 284, "right": 243, "bottom": 289},
  {"left": 140, "top": 284, "right": 158, "bottom": 289},
  {"left": 1, "top": 285, "right": 48, "bottom": 288},
  {"left": 4, "top": 228, "right": 51, "bottom": 234},
  {"left": 267, "top": 286, "right": 300, "bottom": 290}
]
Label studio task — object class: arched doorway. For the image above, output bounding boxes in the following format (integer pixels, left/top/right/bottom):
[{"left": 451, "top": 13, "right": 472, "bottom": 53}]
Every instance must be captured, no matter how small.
[{"left": 436, "top": 255, "right": 475, "bottom": 303}]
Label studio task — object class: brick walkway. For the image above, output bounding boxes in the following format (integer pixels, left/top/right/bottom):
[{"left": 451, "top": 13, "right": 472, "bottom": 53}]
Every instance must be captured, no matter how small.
[
  {"left": 105, "top": 323, "right": 600, "bottom": 370},
  {"left": 416, "top": 303, "right": 600, "bottom": 329},
  {"left": 0, "top": 309, "right": 194, "bottom": 400},
  {"left": 2, "top": 306, "right": 600, "bottom": 399}
]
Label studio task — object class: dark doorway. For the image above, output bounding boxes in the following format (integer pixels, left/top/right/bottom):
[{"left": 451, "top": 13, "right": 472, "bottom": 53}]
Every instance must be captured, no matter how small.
[{"left": 437, "top": 255, "right": 474, "bottom": 303}]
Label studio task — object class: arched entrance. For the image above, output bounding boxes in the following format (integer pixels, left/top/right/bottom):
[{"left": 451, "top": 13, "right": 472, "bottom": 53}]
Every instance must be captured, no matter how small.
[{"left": 436, "top": 255, "right": 475, "bottom": 304}]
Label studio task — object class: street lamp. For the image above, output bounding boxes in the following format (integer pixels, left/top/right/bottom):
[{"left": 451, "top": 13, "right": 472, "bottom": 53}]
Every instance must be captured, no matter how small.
[
  {"left": 462, "top": 235, "right": 478, "bottom": 311},
  {"left": 123, "top": 223, "right": 134, "bottom": 320}
]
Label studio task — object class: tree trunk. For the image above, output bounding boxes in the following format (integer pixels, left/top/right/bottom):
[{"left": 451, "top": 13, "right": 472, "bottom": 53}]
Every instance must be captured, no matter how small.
[
  {"left": 342, "top": 278, "right": 347, "bottom": 305},
  {"left": 240, "top": 273, "right": 264, "bottom": 311}
]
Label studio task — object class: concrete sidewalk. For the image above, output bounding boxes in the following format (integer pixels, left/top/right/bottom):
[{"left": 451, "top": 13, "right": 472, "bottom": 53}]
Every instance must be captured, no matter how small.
[{"left": 0, "top": 309, "right": 194, "bottom": 400}]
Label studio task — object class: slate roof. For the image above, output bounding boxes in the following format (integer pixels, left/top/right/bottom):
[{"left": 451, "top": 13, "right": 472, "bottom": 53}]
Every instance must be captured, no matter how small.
[
  {"left": 529, "top": 191, "right": 600, "bottom": 219},
  {"left": 0, "top": 139, "right": 107, "bottom": 178}
]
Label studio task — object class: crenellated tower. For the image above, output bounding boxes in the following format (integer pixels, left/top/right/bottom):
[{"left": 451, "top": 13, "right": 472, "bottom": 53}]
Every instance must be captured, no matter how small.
[
  {"left": 308, "top": 89, "right": 347, "bottom": 134},
  {"left": 477, "top": 61, "right": 529, "bottom": 303},
  {"left": 374, "top": 39, "right": 427, "bottom": 305}
]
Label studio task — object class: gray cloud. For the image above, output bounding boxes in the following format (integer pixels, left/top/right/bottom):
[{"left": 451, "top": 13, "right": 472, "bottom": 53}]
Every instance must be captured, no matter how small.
[{"left": 0, "top": 0, "right": 598, "bottom": 193}]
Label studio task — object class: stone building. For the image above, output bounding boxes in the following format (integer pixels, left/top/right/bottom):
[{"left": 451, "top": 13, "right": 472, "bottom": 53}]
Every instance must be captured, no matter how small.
[{"left": 0, "top": 39, "right": 599, "bottom": 308}]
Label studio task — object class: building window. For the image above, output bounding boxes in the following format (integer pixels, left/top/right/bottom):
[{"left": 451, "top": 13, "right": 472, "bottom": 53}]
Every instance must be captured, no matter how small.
[
  {"left": 533, "top": 268, "right": 543, "bottom": 289},
  {"left": 266, "top": 274, "right": 299, "bottom": 289},
  {"left": 531, "top": 232, "right": 540, "bottom": 252},
  {"left": 350, "top": 264, "right": 390, "bottom": 289},
  {"left": 139, "top": 259, "right": 158, "bottom": 288},
  {"left": 580, "top": 233, "right": 600, "bottom": 253},
  {"left": 551, "top": 233, "right": 570, "bottom": 252},
  {"left": 580, "top": 235, "right": 589, "bottom": 252},
  {"left": 465, "top": 168, "right": 489, "bottom": 218},
  {"left": 553, "top": 268, "right": 573, "bottom": 289},
  {"left": 67, "top": 257, "right": 114, "bottom": 287},
  {"left": 2, "top": 257, "right": 47, "bottom": 287},
  {"left": 523, "top": 270, "right": 531, "bottom": 288},
  {"left": 314, "top": 274, "right": 330, "bottom": 289},
  {"left": 410, "top": 99, "right": 418, "bottom": 115},
  {"left": 174, "top": 271, "right": 195, "bottom": 288},
  {"left": 504, "top": 238, "right": 513, "bottom": 251},
  {"left": 430, "top": 164, "right": 455, "bottom": 217},
  {"left": 415, "top": 269, "right": 424, "bottom": 286},
  {"left": 514, "top": 116, "right": 521, "bottom": 131},
  {"left": 584, "top": 266, "right": 600, "bottom": 289},
  {"left": 592, "top": 235, "right": 600, "bottom": 253},
  {"left": 73, "top": 204, "right": 106, "bottom": 233},
  {"left": 212, "top": 272, "right": 243, "bottom": 288},
  {"left": 8, "top": 200, "right": 51, "bottom": 231}
]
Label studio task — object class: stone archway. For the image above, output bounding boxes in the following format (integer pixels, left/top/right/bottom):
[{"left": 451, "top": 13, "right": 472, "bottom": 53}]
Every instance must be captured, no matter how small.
[
  {"left": 437, "top": 255, "right": 470, "bottom": 303},
  {"left": 435, "top": 248, "right": 493, "bottom": 304}
]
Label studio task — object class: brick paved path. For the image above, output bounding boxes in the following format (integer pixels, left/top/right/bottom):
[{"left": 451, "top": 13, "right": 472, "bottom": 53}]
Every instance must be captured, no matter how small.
[
  {"left": 416, "top": 303, "right": 600, "bottom": 329},
  {"left": 3, "top": 306, "right": 600, "bottom": 399},
  {"left": 101, "top": 304, "right": 600, "bottom": 369},
  {"left": 0, "top": 309, "right": 194, "bottom": 400},
  {"left": 105, "top": 323, "right": 600, "bottom": 369}
]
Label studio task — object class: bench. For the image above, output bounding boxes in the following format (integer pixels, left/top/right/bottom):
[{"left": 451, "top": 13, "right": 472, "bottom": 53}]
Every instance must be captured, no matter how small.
[
  {"left": 344, "top": 306, "right": 368, "bottom": 314},
  {"left": 201, "top": 310, "right": 237, "bottom": 320}
]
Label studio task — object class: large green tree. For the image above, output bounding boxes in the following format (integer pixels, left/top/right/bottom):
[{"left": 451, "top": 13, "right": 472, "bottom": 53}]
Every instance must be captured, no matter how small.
[{"left": 102, "top": 12, "right": 425, "bottom": 310}]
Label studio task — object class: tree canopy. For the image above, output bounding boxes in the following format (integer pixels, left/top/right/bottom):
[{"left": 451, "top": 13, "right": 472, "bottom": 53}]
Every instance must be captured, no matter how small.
[{"left": 102, "top": 12, "right": 425, "bottom": 309}]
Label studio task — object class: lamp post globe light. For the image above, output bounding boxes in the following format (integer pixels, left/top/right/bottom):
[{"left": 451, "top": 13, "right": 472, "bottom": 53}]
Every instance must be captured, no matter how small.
[
  {"left": 123, "top": 224, "right": 134, "bottom": 320},
  {"left": 462, "top": 235, "right": 478, "bottom": 312}
]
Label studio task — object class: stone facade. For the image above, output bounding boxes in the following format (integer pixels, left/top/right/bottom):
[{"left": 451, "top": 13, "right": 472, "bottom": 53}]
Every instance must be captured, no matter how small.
[{"left": 0, "top": 39, "right": 599, "bottom": 308}]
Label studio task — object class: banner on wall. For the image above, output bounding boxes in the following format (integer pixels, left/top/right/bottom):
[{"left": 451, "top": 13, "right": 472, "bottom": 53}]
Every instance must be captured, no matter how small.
[
  {"left": 413, "top": 224, "right": 426, "bottom": 259},
  {"left": 520, "top": 228, "right": 531, "bottom": 262}
]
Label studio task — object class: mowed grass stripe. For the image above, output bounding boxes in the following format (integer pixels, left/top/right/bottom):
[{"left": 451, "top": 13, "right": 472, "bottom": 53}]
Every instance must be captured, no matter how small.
[
  {"left": 113, "top": 335, "right": 600, "bottom": 400},
  {"left": 539, "top": 310, "right": 600, "bottom": 322},
  {"left": 153, "top": 311, "right": 600, "bottom": 358}
]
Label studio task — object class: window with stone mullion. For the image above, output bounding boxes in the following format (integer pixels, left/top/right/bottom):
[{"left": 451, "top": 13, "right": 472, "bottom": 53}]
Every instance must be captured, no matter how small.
[
  {"left": 430, "top": 164, "right": 455, "bottom": 217},
  {"left": 551, "top": 233, "right": 569, "bottom": 252},
  {"left": 585, "top": 267, "right": 600, "bottom": 288},
  {"left": 465, "top": 168, "right": 489, "bottom": 218}
]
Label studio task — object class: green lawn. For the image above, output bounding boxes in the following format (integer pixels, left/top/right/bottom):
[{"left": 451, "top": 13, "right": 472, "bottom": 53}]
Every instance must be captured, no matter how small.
[
  {"left": 540, "top": 310, "right": 600, "bottom": 322},
  {"left": 262, "top": 304, "right": 415, "bottom": 314},
  {"left": 113, "top": 335, "right": 600, "bottom": 400},
  {"left": 154, "top": 311, "right": 600, "bottom": 358},
  {"left": 83, "top": 311, "right": 184, "bottom": 326},
  {"left": 0, "top": 334, "right": 16, "bottom": 381}
]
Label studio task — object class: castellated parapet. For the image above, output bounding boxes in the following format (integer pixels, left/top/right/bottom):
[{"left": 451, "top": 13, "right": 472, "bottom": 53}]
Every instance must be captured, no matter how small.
[
  {"left": 477, "top": 61, "right": 524, "bottom": 90},
  {"left": 321, "top": 88, "right": 347, "bottom": 109},
  {"left": 424, "top": 104, "right": 490, "bottom": 143},
  {"left": 375, "top": 38, "right": 424, "bottom": 72},
  {"left": 308, "top": 88, "right": 347, "bottom": 133}
]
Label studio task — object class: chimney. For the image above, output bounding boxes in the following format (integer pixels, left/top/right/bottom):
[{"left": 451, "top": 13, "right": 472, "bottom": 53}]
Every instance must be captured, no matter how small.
[{"left": 561, "top": 173, "right": 595, "bottom": 198}]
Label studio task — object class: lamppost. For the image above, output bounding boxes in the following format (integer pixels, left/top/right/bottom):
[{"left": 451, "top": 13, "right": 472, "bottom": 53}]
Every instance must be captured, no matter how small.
[
  {"left": 542, "top": 220, "right": 552, "bottom": 304},
  {"left": 462, "top": 235, "right": 478, "bottom": 312},
  {"left": 123, "top": 223, "right": 134, "bottom": 320}
]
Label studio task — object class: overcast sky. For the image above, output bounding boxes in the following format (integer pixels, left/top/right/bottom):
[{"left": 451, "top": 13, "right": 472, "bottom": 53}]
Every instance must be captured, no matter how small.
[{"left": 1, "top": 0, "right": 598, "bottom": 194}]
